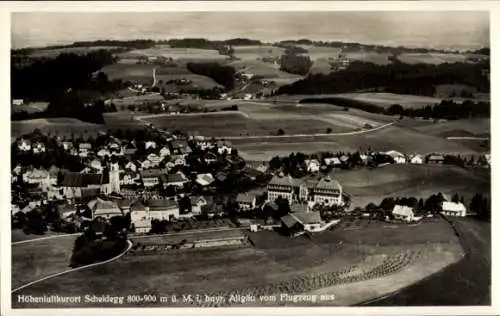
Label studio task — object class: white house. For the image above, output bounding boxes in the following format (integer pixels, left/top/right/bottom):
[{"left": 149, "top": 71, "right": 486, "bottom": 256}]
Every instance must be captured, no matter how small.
[
  {"left": 17, "top": 139, "right": 32, "bottom": 152},
  {"left": 410, "top": 154, "right": 424, "bottom": 164},
  {"left": 160, "top": 172, "right": 189, "bottom": 188},
  {"left": 79, "top": 143, "right": 92, "bottom": 158},
  {"left": 130, "top": 203, "right": 151, "bottom": 233},
  {"left": 97, "top": 148, "right": 111, "bottom": 158},
  {"left": 216, "top": 140, "right": 233, "bottom": 155},
  {"left": 441, "top": 201, "right": 467, "bottom": 217},
  {"left": 196, "top": 173, "right": 215, "bottom": 187},
  {"left": 236, "top": 192, "right": 257, "bottom": 210},
  {"left": 90, "top": 159, "right": 103, "bottom": 173},
  {"left": 159, "top": 146, "right": 171, "bottom": 157},
  {"left": 305, "top": 159, "right": 321, "bottom": 173},
  {"left": 392, "top": 205, "right": 422, "bottom": 222},
  {"left": 125, "top": 161, "right": 138, "bottom": 172},
  {"left": 12, "top": 99, "right": 24, "bottom": 106},
  {"left": 145, "top": 141, "right": 157, "bottom": 150},
  {"left": 32, "top": 142, "right": 46, "bottom": 154},
  {"left": 147, "top": 153, "right": 163, "bottom": 167},
  {"left": 385, "top": 150, "right": 406, "bottom": 164},
  {"left": 324, "top": 157, "right": 341, "bottom": 167},
  {"left": 137, "top": 159, "right": 152, "bottom": 170}
]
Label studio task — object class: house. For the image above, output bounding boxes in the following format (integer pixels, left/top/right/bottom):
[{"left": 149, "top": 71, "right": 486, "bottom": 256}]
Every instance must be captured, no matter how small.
[
  {"left": 392, "top": 205, "right": 418, "bottom": 222},
  {"left": 305, "top": 159, "right": 321, "bottom": 173},
  {"left": 32, "top": 142, "right": 46, "bottom": 154},
  {"left": 60, "top": 141, "right": 74, "bottom": 151},
  {"left": 196, "top": 173, "right": 215, "bottom": 187},
  {"left": 245, "top": 160, "right": 269, "bottom": 173},
  {"left": 236, "top": 192, "right": 257, "bottom": 210},
  {"left": 427, "top": 154, "right": 445, "bottom": 164},
  {"left": 159, "top": 146, "right": 171, "bottom": 157},
  {"left": 324, "top": 157, "right": 341, "bottom": 167},
  {"left": 140, "top": 168, "right": 164, "bottom": 188},
  {"left": 340, "top": 155, "right": 350, "bottom": 164},
  {"left": 160, "top": 171, "right": 189, "bottom": 188},
  {"left": 410, "top": 154, "right": 424, "bottom": 164},
  {"left": 120, "top": 170, "right": 140, "bottom": 186},
  {"left": 267, "top": 173, "right": 296, "bottom": 204},
  {"left": 145, "top": 141, "right": 157, "bottom": 150},
  {"left": 173, "top": 155, "right": 186, "bottom": 166},
  {"left": 441, "top": 201, "right": 467, "bottom": 217},
  {"left": 146, "top": 199, "right": 179, "bottom": 221},
  {"left": 130, "top": 202, "right": 151, "bottom": 233},
  {"left": 280, "top": 211, "right": 324, "bottom": 235},
  {"left": 90, "top": 159, "right": 103, "bottom": 173},
  {"left": 79, "top": 143, "right": 92, "bottom": 157},
  {"left": 137, "top": 159, "right": 152, "bottom": 170},
  {"left": 87, "top": 198, "right": 123, "bottom": 220},
  {"left": 190, "top": 196, "right": 214, "bottom": 215},
  {"left": 12, "top": 99, "right": 24, "bottom": 106},
  {"left": 97, "top": 148, "right": 111, "bottom": 158},
  {"left": 125, "top": 161, "right": 138, "bottom": 172},
  {"left": 170, "top": 140, "right": 192, "bottom": 155},
  {"left": 385, "top": 150, "right": 406, "bottom": 164},
  {"left": 123, "top": 143, "right": 137, "bottom": 156},
  {"left": 23, "top": 168, "right": 49, "bottom": 185},
  {"left": 311, "top": 177, "right": 343, "bottom": 206},
  {"left": 17, "top": 139, "right": 31, "bottom": 152},
  {"left": 216, "top": 140, "right": 232, "bottom": 155},
  {"left": 204, "top": 152, "right": 218, "bottom": 164},
  {"left": 147, "top": 153, "right": 163, "bottom": 167},
  {"left": 47, "top": 165, "right": 60, "bottom": 185},
  {"left": 59, "top": 172, "right": 111, "bottom": 199}
]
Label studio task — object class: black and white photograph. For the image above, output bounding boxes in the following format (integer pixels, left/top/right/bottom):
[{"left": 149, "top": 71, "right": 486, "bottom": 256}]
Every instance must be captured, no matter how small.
[{"left": 3, "top": 2, "right": 495, "bottom": 314}]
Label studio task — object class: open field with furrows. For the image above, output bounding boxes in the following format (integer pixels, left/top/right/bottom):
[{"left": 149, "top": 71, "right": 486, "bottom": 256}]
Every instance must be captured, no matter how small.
[
  {"left": 11, "top": 118, "right": 105, "bottom": 138},
  {"left": 232, "top": 45, "right": 286, "bottom": 60},
  {"left": 23, "top": 46, "right": 124, "bottom": 58},
  {"left": 397, "top": 52, "right": 483, "bottom": 65},
  {"left": 143, "top": 113, "right": 350, "bottom": 137},
  {"left": 330, "top": 164, "right": 490, "bottom": 208},
  {"left": 364, "top": 217, "right": 490, "bottom": 306},
  {"left": 234, "top": 124, "right": 481, "bottom": 160},
  {"left": 411, "top": 118, "right": 490, "bottom": 138},
  {"left": 334, "top": 92, "right": 442, "bottom": 109},
  {"left": 130, "top": 229, "right": 245, "bottom": 245},
  {"left": 118, "top": 46, "right": 228, "bottom": 62},
  {"left": 13, "top": 219, "right": 463, "bottom": 307},
  {"left": 11, "top": 235, "right": 77, "bottom": 290}
]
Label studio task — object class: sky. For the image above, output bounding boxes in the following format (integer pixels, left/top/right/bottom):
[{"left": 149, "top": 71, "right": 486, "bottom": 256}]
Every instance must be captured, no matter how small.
[{"left": 11, "top": 11, "right": 489, "bottom": 50}]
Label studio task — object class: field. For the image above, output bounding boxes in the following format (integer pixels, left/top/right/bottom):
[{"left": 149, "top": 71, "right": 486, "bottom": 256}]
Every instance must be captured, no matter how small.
[
  {"left": 143, "top": 112, "right": 351, "bottom": 137},
  {"left": 24, "top": 46, "right": 124, "bottom": 59},
  {"left": 11, "top": 118, "right": 105, "bottom": 138},
  {"left": 412, "top": 118, "right": 490, "bottom": 138},
  {"left": 329, "top": 164, "right": 490, "bottom": 207},
  {"left": 334, "top": 92, "right": 442, "bottom": 109},
  {"left": 365, "top": 217, "right": 490, "bottom": 305},
  {"left": 12, "top": 218, "right": 464, "bottom": 307},
  {"left": 232, "top": 45, "right": 286, "bottom": 60},
  {"left": 118, "top": 45, "right": 227, "bottom": 62},
  {"left": 12, "top": 102, "right": 50, "bottom": 114},
  {"left": 397, "top": 52, "right": 475, "bottom": 65},
  {"left": 11, "top": 235, "right": 77, "bottom": 290},
  {"left": 229, "top": 60, "right": 302, "bottom": 81}
]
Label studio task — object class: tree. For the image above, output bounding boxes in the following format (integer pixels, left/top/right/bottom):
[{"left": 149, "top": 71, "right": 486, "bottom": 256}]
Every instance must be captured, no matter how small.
[
  {"left": 452, "top": 193, "right": 460, "bottom": 203},
  {"left": 379, "top": 197, "right": 395, "bottom": 211},
  {"left": 277, "top": 129, "right": 285, "bottom": 135},
  {"left": 326, "top": 127, "right": 332, "bottom": 134},
  {"left": 387, "top": 104, "right": 404, "bottom": 116}
]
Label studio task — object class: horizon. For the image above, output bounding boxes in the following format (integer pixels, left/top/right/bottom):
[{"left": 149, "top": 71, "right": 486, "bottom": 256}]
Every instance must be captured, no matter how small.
[{"left": 12, "top": 11, "right": 489, "bottom": 50}]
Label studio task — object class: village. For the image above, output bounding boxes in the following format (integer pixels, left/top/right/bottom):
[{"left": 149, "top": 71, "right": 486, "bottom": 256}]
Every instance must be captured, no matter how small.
[{"left": 11, "top": 119, "right": 487, "bottom": 240}]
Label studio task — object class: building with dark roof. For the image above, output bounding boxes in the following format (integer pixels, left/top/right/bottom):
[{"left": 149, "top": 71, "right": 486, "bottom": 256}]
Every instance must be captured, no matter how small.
[
  {"left": 87, "top": 198, "right": 123, "bottom": 219},
  {"left": 146, "top": 198, "right": 179, "bottom": 221},
  {"left": 160, "top": 172, "right": 188, "bottom": 188},
  {"left": 59, "top": 172, "right": 111, "bottom": 199}
]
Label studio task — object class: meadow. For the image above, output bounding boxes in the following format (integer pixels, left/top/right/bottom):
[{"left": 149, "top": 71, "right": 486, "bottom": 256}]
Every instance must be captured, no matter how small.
[
  {"left": 11, "top": 118, "right": 105, "bottom": 138},
  {"left": 334, "top": 92, "right": 442, "bottom": 109},
  {"left": 25, "top": 46, "right": 124, "bottom": 59},
  {"left": 118, "top": 45, "right": 227, "bottom": 62}
]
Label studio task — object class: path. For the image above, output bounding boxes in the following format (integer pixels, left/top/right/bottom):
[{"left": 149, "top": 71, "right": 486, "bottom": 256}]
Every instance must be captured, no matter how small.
[
  {"left": 12, "top": 233, "right": 81, "bottom": 245},
  {"left": 11, "top": 240, "right": 133, "bottom": 294},
  {"left": 446, "top": 137, "right": 489, "bottom": 141}
]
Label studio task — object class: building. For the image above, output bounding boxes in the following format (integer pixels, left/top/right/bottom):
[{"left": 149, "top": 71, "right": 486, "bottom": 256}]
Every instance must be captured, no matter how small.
[
  {"left": 324, "top": 157, "right": 341, "bottom": 167},
  {"left": 392, "top": 205, "right": 417, "bottom": 222},
  {"left": 87, "top": 198, "right": 123, "bottom": 220},
  {"left": 120, "top": 170, "right": 139, "bottom": 186},
  {"left": 32, "top": 142, "right": 46, "bottom": 154},
  {"left": 280, "top": 211, "right": 324, "bottom": 235},
  {"left": 428, "top": 154, "right": 445, "bottom": 164},
  {"left": 311, "top": 177, "right": 343, "bottom": 206},
  {"left": 190, "top": 196, "right": 213, "bottom": 215},
  {"left": 236, "top": 192, "right": 257, "bottom": 210},
  {"left": 130, "top": 202, "right": 151, "bottom": 233},
  {"left": 59, "top": 172, "right": 111, "bottom": 199},
  {"left": 79, "top": 143, "right": 92, "bottom": 158},
  {"left": 125, "top": 161, "right": 138, "bottom": 172},
  {"left": 196, "top": 173, "right": 215, "bottom": 187},
  {"left": 441, "top": 201, "right": 467, "bottom": 217},
  {"left": 109, "top": 162, "right": 121, "bottom": 193},
  {"left": 145, "top": 141, "right": 157, "bottom": 150},
  {"left": 159, "top": 146, "right": 171, "bottom": 157},
  {"left": 23, "top": 168, "right": 49, "bottom": 185},
  {"left": 146, "top": 199, "right": 179, "bottom": 221},
  {"left": 17, "top": 139, "right": 31, "bottom": 152},
  {"left": 140, "top": 168, "right": 164, "bottom": 188},
  {"left": 90, "top": 159, "right": 104, "bottom": 173},
  {"left": 160, "top": 171, "right": 189, "bottom": 189},
  {"left": 305, "top": 159, "right": 321, "bottom": 173},
  {"left": 170, "top": 140, "right": 191, "bottom": 155},
  {"left": 137, "top": 159, "right": 152, "bottom": 170},
  {"left": 60, "top": 141, "right": 74, "bottom": 151},
  {"left": 267, "top": 173, "right": 296, "bottom": 204},
  {"left": 216, "top": 140, "right": 232, "bottom": 155},
  {"left": 385, "top": 150, "right": 406, "bottom": 164},
  {"left": 410, "top": 154, "right": 424, "bottom": 164},
  {"left": 245, "top": 160, "right": 269, "bottom": 173},
  {"left": 147, "top": 153, "right": 163, "bottom": 167}
]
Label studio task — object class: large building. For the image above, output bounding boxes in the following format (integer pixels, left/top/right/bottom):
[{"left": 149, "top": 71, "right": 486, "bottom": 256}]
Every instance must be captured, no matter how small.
[{"left": 267, "top": 174, "right": 343, "bottom": 207}]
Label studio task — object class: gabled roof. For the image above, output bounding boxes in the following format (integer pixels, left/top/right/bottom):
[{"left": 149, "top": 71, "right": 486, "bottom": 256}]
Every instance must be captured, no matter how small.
[
  {"left": 236, "top": 192, "right": 256, "bottom": 204},
  {"left": 428, "top": 154, "right": 444, "bottom": 160},
  {"left": 315, "top": 177, "right": 342, "bottom": 192},
  {"left": 196, "top": 173, "right": 215, "bottom": 185},
  {"left": 146, "top": 199, "right": 178, "bottom": 210},
  {"left": 291, "top": 211, "right": 322, "bottom": 225},
  {"left": 392, "top": 205, "right": 414, "bottom": 217},
  {"left": 290, "top": 203, "right": 308, "bottom": 213},
  {"left": 160, "top": 172, "right": 188, "bottom": 183},
  {"left": 281, "top": 214, "right": 300, "bottom": 228},
  {"left": 60, "top": 172, "right": 107, "bottom": 187},
  {"left": 140, "top": 168, "right": 165, "bottom": 179},
  {"left": 268, "top": 174, "right": 294, "bottom": 187},
  {"left": 88, "top": 198, "right": 123, "bottom": 217},
  {"left": 442, "top": 201, "right": 466, "bottom": 212}
]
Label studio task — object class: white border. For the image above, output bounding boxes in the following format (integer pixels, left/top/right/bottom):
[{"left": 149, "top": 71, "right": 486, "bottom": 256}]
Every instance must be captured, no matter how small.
[{"left": 1, "top": 2, "right": 497, "bottom": 316}]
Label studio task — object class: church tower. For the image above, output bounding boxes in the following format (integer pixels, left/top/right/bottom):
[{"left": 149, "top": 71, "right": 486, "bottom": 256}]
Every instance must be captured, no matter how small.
[{"left": 109, "top": 162, "right": 120, "bottom": 193}]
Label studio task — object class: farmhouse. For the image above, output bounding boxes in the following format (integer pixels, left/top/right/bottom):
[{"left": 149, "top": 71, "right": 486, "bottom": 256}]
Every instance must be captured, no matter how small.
[
  {"left": 79, "top": 143, "right": 92, "bottom": 157},
  {"left": 392, "top": 205, "right": 421, "bottom": 222},
  {"left": 32, "top": 142, "right": 46, "bottom": 154},
  {"left": 146, "top": 199, "right": 180, "bottom": 221},
  {"left": 147, "top": 153, "right": 163, "bottom": 167},
  {"left": 281, "top": 211, "right": 324, "bottom": 236},
  {"left": 190, "top": 196, "right": 214, "bottom": 215},
  {"left": 441, "top": 201, "right": 467, "bottom": 217},
  {"left": 140, "top": 168, "right": 164, "bottom": 188},
  {"left": 160, "top": 171, "right": 189, "bottom": 188},
  {"left": 410, "top": 154, "right": 424, "bottom": 164},
  {"left": 324, "top": 157, "right": 341, "bottom": 167},
  {"left": 145, "top": 141, "right": 157, "bottom": 150},
  {"left": 428, "top": 154, "right": 445, "bottom": 164},
  {"left": 87, "top": 198, "right": 123, "bottom": 220},
  {"left": 305, "top": 159, "right": 321, "bottom": 173},
  {"left": 17, "top": 139, "right": 31, "bottom": 152},
  {"left": 120, "top": 170, "right": 140, "bottom": 186},
  {"left": 236, "top": 192, "right": 258, "bottom": 210},
  {"left": 170, "top": 140, "right": 192, "bottom": 155},
  {"left": 216, "top": 140, "right": 233, "bottom": 155}
]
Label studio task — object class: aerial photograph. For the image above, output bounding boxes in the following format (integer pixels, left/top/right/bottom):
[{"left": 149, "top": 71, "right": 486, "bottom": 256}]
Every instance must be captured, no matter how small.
[{"left": 9, "top": 10, "right": 490, "bottom": 308}]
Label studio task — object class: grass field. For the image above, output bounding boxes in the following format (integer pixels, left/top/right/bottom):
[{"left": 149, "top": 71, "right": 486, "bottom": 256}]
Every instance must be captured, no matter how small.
[
  {"left": 11, "top": 118, "right": 105, "bottom": 138},
  {"left": 366, "top": 217, "right": 490, "bottom": 305},
  {"left": 233, "top": 45, "right": 286, "bottom": 60},
  {"left": 229, "top": 60, "right": 302, "bottom": 81},
  {"left": 119, "top": 45, "right": 227, "bottom": 62},
  {"left": 335, "top": 92, "right": 442, "bottom": 109},
  {"left": 11, "top": 235, "right": 77, "bottom": 290},
  {"left": 397, "top": 52, "right": 472, "bottom": 65},
  {"left": 143, "top": 112, "right": 350, "bottom": 137},
  {"left": 412, "top": 118, "right": 490, "bottom": 138},
  {"left": 12, "top": 218, "right": 464, "bottom": 307},
  {"left": 24, "top": 46, "right": 124, "bottom": 59}
]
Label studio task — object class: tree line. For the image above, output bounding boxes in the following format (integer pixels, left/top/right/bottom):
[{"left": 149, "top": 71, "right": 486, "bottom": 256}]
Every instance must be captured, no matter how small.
[
  {"left": 277, "top": 61, "right": 490, "bottom": 95},
  {"left": 300, "top": 97, "right": 490, "bottom": 120},
  {"left": 186, "top": 62, "right": 237, "bottom": 90}
]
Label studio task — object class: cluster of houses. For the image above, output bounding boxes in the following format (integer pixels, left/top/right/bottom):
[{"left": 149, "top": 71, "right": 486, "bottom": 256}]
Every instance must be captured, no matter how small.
[{"left": 391, "top": 200, "right": 467, "bottom": 223}]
